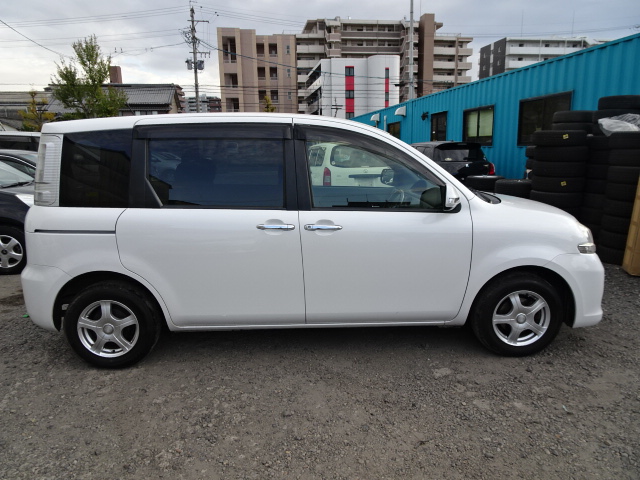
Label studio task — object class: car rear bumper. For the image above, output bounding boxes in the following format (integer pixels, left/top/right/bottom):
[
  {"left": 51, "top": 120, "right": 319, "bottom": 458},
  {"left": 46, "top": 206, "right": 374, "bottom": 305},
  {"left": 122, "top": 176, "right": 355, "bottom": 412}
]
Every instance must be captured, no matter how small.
[{"left": 21, "top": 264, "right": 71, "bottom": 331}]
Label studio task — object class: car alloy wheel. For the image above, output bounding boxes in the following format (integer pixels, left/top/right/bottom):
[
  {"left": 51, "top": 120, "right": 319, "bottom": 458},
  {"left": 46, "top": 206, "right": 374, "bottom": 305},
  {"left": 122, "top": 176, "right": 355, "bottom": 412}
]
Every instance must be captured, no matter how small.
[{"left": 63, "top": 282, "right": 161, "bottom": 368}]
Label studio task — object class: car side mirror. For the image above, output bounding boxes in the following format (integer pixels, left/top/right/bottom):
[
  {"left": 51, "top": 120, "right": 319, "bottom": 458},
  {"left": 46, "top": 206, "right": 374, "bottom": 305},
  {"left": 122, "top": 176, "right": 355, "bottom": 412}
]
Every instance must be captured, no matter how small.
[
  {"left": 443, "top": 184, "right": 461, "bottom": 211},
  {"left": 380, "top": 168, "right": 394, "bottom": 185}
]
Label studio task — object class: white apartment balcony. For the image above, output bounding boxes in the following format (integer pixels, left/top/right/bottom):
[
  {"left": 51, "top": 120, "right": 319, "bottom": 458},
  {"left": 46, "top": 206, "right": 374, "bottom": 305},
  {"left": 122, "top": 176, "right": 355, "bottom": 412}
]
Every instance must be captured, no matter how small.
[
  {"left": 342, "top": 45, "right": 398, "bottom": 54},
  {"left": 296, "top": 59, "right": 318, "bottom": 69},
  {"left": 297, "top": 45, "right": 325, "bottom": 54},
  {"left": 433, "top": 61, "right": 472, "bottom": 71},
  {"left": 341, "top": 31, "right": 400, "bottom": 39},
  {"left": 326, "top": 47, "right": 342, "bottom": 57},
  {"left": 506, "top": 46, "right": 582, "bottom": 56},
  {"left": 506, "top": 59, "right": 540, "bottom": 70},
  {"left": 433, "top": 46, "right": 473, "bottom": 56}
]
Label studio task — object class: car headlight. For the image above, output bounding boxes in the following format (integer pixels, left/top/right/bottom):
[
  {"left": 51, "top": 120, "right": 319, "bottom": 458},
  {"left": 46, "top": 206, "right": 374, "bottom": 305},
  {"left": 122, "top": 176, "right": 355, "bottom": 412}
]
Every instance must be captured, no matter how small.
[
  {"left": 16, "top": 194, "right": 34, "bottom": 207},
  {"left": 577, "top": 224, "right": 596, "bottom": 254}
]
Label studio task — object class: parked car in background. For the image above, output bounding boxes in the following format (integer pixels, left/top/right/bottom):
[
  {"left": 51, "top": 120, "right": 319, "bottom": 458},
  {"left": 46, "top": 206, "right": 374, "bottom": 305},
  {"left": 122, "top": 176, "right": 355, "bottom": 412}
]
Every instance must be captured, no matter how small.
[
  {"left": 308, "top": 142, "right": 389, "bottom": 187},
  {"left": 411, "top": 141, "right": 495, "bottom": 182},
  {"left": 0, "top": 149, "right": 38, "bottom": 177},
  {"left": 22, "top": 114, "right": 603, "bottom": 368},
  {"left": 0, "top": 162, "right": 34, "bottom": 274},
  {"left": 0, "top": 132, "right": 40, "bottom": 152}
]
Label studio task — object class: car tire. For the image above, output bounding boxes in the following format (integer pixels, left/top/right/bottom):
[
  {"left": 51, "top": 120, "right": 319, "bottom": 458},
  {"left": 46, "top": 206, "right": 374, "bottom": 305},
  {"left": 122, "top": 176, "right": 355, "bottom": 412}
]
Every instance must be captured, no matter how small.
[
  {"left": 494, "top": 179, "right": 532, "bottom": 198},
  {"left": 600, "top": 214, "right": 631, "bottom": 234},
  {"left": 532, "top": 130, "right": 587, "bottom": 147},
  {"left": 471, "top": 272, "right": 563, "bottom": 356},
  {"left": 531, "top": 160, "right": 587, "bottom": 177},
  {"left": 597, "top": 95, "right": 640, "bottom": 110},
  {"left": 603, "top": 198, "right": 634, "bottom": 217},
  {"left": 605, "top": 182, "right": 637, "bottom": 202},
  {"left": 63, "top": 282, "right": 162, "bottom": 368},
  {"left": 552, "top": 110, "right": 594, "bottom": 123},
  {"left": 579, "top": 206, "right": 603, "bottom": 225},
  {"left": 531, "top": 175, "right": 586, "bottom": 193},
  {"left": 599, "top": 229, "right": 628, "bottom": 250},
  {"left": 533, "top": 146, "right": 589, "bottom": 162},
  {"left": 608, "top": 132, "right": 640, "bottom": 150},
  {"left": 463, "top": 175, "right": 505, "bottom": 192},
  {"left": 608, "top": 149, "right": 640, "bottom": 167},
  {"left": 529, "top": 190, "right": 583, "bottom": 209},
  {"left": 0, "top": 225, "right": 26, "bottom": 275},
  {"left": 551, "top": 122, "right": 593, "bottom": 133},
  {"left": 597, "top": 245, "right": 625, "bottom": 265},
  {"left": 607, "top": 166, "right": 640, "bottom": 184}
]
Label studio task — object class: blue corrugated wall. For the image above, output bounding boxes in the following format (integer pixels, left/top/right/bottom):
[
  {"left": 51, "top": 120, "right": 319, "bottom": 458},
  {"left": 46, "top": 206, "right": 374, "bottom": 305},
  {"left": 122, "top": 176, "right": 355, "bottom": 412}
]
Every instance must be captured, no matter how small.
[{"left": 353, "top": 33, "right": 640, "bottom": 179}]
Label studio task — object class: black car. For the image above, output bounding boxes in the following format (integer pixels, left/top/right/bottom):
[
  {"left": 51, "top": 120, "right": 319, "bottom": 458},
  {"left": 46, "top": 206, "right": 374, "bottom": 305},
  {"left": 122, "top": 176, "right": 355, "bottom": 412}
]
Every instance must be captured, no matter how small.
[
  {"left": 0, "top": 149, "right": 38, "bottom": 177},
  {"left": 411, "top": 141, "right": 495, "bottom": 181},
  {"left": 0, "top": 162, "right": 34, "bottom": 274}
]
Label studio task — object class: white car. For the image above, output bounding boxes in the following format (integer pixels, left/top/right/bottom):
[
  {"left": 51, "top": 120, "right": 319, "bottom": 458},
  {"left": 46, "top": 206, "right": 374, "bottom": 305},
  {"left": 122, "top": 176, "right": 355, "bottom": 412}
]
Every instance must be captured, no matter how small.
[
  {"left": 22, "top": 113, "right": 604, "bottom": 368},
  {"left": 308, "top": 142, "right": 388, "bottom": 187}
]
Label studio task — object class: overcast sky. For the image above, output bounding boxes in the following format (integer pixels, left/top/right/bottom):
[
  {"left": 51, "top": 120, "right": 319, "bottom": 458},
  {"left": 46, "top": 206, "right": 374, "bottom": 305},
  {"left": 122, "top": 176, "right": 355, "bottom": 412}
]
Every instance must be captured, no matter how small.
[{"left": 2, "top": 0, "right": 639, "bottom": 97}]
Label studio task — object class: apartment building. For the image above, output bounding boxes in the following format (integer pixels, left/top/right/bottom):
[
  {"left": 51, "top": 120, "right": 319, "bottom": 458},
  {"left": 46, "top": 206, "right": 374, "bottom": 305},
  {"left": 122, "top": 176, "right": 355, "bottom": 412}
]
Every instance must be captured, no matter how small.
[
  {"left": 297, "top": 14, "right": 473, "bottom": 109},
  {"left": 479, "top": 37, "right": 607, "bottom": 78},
  {"left": 303, "top": 56, "right": 400, "bottom": 119},
  {"left": 217, "top": 28, "right": 297, "bottom": 113}
]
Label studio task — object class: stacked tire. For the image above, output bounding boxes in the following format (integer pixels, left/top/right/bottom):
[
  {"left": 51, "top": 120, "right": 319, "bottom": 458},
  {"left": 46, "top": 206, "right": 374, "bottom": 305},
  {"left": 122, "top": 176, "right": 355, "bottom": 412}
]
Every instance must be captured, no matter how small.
[
  {"left": 593, "top": 96, "right": 640, "bottom": 136},
  {"left": 551, "top": 110, "right": 594, "bottom": 134},
  {"left": 599, "top": 131, "right": 640, "bottom": 265},
  {"left": 529, "top": 130, "right": 589, "bottom": 216},
  {"left": 579, "top": 135, "right": 610, "bottom": 242}
]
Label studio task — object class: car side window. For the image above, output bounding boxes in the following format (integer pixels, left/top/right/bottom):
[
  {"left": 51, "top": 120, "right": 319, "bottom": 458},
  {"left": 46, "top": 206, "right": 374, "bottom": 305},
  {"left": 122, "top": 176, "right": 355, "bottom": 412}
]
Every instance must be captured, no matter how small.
[
  {"left": 148, "top": 138, "right": 285, "bottom": 208},
  {"left": 305, "top": 132, "right": 443, "bottom": 211}
]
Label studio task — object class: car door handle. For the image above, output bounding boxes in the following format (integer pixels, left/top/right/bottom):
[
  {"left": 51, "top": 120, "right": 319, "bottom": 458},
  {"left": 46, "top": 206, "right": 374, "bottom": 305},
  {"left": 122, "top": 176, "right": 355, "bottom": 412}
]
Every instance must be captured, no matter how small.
[
  {"left": 304, "top": 224, "right": 343, "bottom": 231},
  {"left": 256, "top": 224, "right": 296, "bottom": 231}
]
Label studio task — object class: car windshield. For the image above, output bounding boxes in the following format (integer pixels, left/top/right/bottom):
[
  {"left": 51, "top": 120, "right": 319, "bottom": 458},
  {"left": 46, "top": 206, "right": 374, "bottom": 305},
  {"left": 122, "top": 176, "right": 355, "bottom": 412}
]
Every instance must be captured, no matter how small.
[{"left": 0, "top": 161, "right": 34, "bottom": 186}]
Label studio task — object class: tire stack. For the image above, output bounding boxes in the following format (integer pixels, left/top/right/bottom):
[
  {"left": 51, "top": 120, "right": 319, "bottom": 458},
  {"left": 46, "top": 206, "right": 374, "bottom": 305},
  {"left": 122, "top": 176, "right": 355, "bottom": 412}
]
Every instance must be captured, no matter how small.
[
  {"left": 599, "top": 131, "right": 640, "bottom": 265},
  {"left": 551, "top": 110, "right": 595, "bottom": 134},
  {"left": 579, "top": 135, "right": 610, "bottom": 242},
  {"left": 529, "top": 130, "right": 588, "bottom": 217},
  {"left": 593, "top": 95, "right": 640, "bottom": 136}
]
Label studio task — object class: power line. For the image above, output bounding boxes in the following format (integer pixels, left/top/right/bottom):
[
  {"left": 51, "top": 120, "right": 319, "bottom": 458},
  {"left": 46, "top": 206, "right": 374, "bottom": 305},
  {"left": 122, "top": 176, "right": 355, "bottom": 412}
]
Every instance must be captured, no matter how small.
[{"left": 0, "top": 18, "right": 67, "bottom": 57}]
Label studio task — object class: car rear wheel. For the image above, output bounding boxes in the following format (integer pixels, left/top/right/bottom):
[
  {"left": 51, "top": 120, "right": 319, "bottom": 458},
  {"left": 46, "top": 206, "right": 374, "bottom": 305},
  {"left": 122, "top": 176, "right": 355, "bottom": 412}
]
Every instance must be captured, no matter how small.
[
  {"left": 471, "top": 273, "right": 563, "bottom": 356},
  {"left": 0, "top": 225, "right": 26, "bottom": 275},
  {"left": 63, "top": 282, "right": 161, "bottom": 368}
]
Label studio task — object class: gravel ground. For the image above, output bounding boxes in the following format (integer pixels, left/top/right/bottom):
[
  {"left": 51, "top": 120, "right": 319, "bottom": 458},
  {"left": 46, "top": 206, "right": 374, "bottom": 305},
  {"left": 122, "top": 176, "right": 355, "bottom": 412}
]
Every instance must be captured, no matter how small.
[{"left": 0, "top": 264, "right": 638, "bottom": 480}]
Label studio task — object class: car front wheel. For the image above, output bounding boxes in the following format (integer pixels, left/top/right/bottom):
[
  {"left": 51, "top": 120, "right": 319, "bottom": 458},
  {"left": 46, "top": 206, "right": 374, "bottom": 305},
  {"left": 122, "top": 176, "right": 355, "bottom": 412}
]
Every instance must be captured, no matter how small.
[
  {"left": 63, "top": 282, "right": 161, "bottom": 368},
  {"left": 471, "top": 273, "right": 563, "bottom": 356}
]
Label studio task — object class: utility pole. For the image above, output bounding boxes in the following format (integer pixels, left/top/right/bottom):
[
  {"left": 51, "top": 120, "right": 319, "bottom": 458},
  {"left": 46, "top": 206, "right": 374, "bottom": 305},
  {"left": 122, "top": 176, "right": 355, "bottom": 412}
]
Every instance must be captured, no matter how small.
[
  {"left": 408, "top": 0, "right": 414, "bottom": 100},
  {"left": 183, "top": 6, "right": 209, "bottom": 112}
]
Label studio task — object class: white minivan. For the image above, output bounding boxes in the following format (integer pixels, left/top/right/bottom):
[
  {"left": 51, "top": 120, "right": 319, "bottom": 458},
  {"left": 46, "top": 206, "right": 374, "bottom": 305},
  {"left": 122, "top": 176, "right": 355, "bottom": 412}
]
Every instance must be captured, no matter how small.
[{"left": 22, "top": 114, "right": 604, "bottom": 367}]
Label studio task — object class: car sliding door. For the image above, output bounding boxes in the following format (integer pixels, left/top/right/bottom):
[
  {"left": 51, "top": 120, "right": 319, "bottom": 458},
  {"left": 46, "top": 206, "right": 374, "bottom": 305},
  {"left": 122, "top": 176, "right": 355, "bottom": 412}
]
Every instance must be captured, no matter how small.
[{"left": 117, "top": 122, "right": 305, "bottom": 328}]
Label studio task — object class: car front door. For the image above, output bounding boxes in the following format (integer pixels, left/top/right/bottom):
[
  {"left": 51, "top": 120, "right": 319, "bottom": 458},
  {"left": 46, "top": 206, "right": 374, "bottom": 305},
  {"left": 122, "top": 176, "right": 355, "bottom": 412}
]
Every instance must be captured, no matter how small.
[
  {"left": 117, "top": 122, "right": 305, "bottom": 327},
  {"left": 296, "top": 124, "right": 473, "bottom": 324}
]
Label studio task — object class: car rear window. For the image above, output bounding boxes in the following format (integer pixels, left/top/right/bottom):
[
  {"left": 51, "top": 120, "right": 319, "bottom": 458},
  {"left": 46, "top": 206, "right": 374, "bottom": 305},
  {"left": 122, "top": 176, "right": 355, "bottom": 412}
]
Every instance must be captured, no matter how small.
[
  {"left": 60, "top": 129, "right": 132, "bottom": 207},
  {"left": 433, "top": 145, "right": 483, "bottom": 162}
]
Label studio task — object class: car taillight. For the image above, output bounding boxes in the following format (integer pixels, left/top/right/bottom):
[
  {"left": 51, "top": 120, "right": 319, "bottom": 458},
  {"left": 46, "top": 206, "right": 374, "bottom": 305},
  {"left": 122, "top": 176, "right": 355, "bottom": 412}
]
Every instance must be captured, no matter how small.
[
  {"left": 323, "top": 167, "right": 331, "bottom": 186},
  {"left": 487, "top": 162, "right": 496, "bottom": 175}
]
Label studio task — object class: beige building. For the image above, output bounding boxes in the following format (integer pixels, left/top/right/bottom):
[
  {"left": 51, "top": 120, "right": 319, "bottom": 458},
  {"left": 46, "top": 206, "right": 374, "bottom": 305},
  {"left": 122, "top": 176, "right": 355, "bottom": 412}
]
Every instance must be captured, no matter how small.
[{"left": 217, "top": 28, "right": 297, "bottom": 113}]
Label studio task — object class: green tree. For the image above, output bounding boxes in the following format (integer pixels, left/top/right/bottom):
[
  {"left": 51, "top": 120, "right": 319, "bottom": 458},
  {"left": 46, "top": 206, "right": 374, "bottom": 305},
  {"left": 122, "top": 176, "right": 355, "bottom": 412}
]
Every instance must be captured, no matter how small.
[
  {"left": 263, "top": 95, "right": 277, "bottom": 112},
  {"left": 51, "top": 35, "right": 127, "bottom": 119},
  {"left": 19, "top": 90, "right": 56, "bottom": 131}
]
